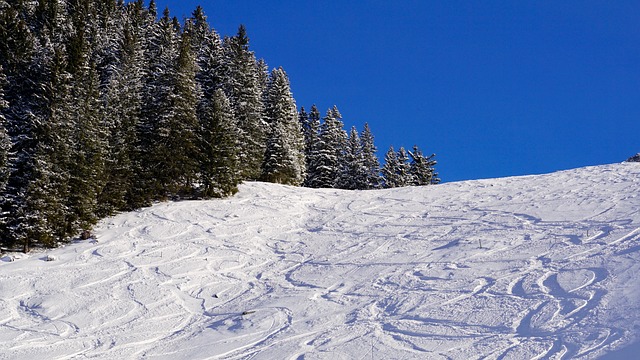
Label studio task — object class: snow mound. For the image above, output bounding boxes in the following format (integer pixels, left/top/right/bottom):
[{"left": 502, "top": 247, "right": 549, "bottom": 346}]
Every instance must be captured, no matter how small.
[{"left": 1, "top": 163, "right": 640, "bottom": 359}]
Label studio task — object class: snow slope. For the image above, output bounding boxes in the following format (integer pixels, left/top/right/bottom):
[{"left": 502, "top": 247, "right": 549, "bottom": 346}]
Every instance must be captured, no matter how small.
[{"left": 1, "top": 163, "right": 639, "bottom": 359}]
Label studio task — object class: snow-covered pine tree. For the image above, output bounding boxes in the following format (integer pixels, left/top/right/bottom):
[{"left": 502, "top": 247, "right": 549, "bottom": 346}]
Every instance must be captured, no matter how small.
[
  {"left": 59, "top": 0, "right": 110, "bottom": 235},
  {"left": 98, "top": 5, "right": 145, "bottom": 215},
  {"left": 1, "top": 18, "right": 68, "bottom": 250},
  {"left": 91, "top": 0, "right": 123, "bottom": 88},
  {"left": 306, "top": 106, "right": 347, "bottom": 188},
  {"left": 409, "top": 145, "right": 440, "bottom": 185},
  {"left": 396, "top": 146, "right": 413, "bottom": 187},
  {"left": 66, "top": 62, "right": 108, "bottom": 234},
  {"left": 140, "top": 7, "right": 178, "bottom": 198},
  {"left": 381, "top": 146, "right": 401, "bottom": 188},
  {"left": 298, "top": 106, "right": 309, "bottom": 142},
  {"left": 35, "top": 0, "right": 74, "bottom": 243},
  {"left": 123, "top": 0, "right": 157, "bottom": 209},
  {"left": 302, "top": 104, "right": 321, "bottom": 187},
  {"left": 187, "top": 6, "right": 208, "bottom": 51},
  {"left": 382, "top": 145, "right": 416, "bottom": 188},
  {"left": 189, "top": 6, "right": 224, "bottom": 103},
  {"left": 164, "top": 26, "right": 201, "bottom": 196},
  {"left": 198, "top": 89, "right": 241, "bottom": 198},
  {"left": 336, "top": 126, "right": 366, "bottom": 190},
  {"left": 261, "top": 67, "right": 306, "bottom": 185},
  {"left": 256, "top": 58, "right": 270, "bottom": 102},
  {"left": 222, "top": 25, "right": 266, "bottom": 180},
  {"left": 360, "top": 122, "right": 381, "bottom": 189}
]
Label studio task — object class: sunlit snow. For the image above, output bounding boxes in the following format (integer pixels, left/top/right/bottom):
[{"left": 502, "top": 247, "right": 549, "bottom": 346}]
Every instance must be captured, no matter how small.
[{"left": 1, "top": 163, "right": 639, "bottom": 359}]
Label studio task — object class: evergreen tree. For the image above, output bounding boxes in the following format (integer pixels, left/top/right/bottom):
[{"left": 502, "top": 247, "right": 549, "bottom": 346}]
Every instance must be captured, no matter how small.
[
  {"left": 298, "top": 106, "right": 309, "bottom": 146},
  {"left": 382, "top": 146, "right": 415, "bottom": 188},
  {"left": 360, "top": 122, "right": 381, "bottom": 189},
  {"left": 122, "top": 0, "right": 155, "bottom": 209},
  {"left": 222, "top": 25, "right": 266, "bottom": 180},
  {"left": 92, "top": 0, "right": 122, "bottom": 88},
  {"left": 198, "top": 89, "right": 241, "bottom": 198},
  {"left": 1, "top": 24, "right": 67, "bottom": 250},
  {"left": 381, "top": 146, "right": 401, "bottom": 188},
  {"left": 256, "top": 58, "right": 270, "bottom": 101},
  {"left": 98, "top": 6, "right": 145, "bottom": 215},
  {"left": 189, "top": 5, "right": 224, "bottom": 102},
  {"left": 336, "top": 126, "right": 367, "bottom": 190},
  {"left": 409, "top": 145, "right": 440, "bottom": 185},
  {"left": 306, "top": 106, "right": 347, "bottom": 188},
  {"left": 302, "top": 104, "right": 321, "bottom": 187},
  {"left": 140, "top": 7, "right": 178, "bottom": 198},
  {"left": 66, "top": 58, "right": 108, "bottom": 234},
  {"left": 261, "top": 67, "right": 306, "bottom": 185},
  {"left": 395, "top": 146, "right": 412, "bottom": 187},
  {"left": 164, "top": 27, "right": 201, "bottom": 196}
]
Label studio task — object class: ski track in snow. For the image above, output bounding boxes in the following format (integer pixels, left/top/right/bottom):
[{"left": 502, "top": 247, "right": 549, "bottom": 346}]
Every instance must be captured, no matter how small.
[{"left": 1, "top": 163, "right": 640, "bottom": 359}]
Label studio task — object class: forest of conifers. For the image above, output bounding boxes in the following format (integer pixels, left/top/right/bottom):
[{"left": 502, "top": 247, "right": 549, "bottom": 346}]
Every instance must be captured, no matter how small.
[{"left": 0, "top": 0, "right": 438, "bottom": 251}]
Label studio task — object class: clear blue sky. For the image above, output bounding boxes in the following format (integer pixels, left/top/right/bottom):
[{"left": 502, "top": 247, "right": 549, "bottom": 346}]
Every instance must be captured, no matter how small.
[{"left": 157, "top": 0, "right": 640, "bottom": 182}]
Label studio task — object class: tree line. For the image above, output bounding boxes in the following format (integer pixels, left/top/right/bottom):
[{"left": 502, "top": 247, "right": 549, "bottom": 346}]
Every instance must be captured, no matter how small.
[{"left": 0, "top": 0, "right": 438, "bottom": 251}]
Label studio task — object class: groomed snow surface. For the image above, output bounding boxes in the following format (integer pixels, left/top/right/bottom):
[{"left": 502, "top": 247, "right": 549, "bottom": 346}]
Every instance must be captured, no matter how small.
[{"left": 2, "top": 163, "right": 640, "bottom": 359}]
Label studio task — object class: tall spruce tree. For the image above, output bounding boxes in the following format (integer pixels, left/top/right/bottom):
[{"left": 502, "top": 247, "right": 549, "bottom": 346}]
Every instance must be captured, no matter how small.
[
  {"left": 198, "top": 89, "right": 241, "bottom": 198},
  {"left": 123, "top": 0, "right": 155, "bottom": 209},
  {"left": 396, "top": 147, "right": 413, "bottom": 187},
  {"left": 336, "top": 126, "right": 366, "bottom": 190},
  {"left": 140, "top": 7, "right": 178, "bottom": 198},
  {"left": 306, "top": 106, "right": 347, "bottom": 188},
  {"left": 190, "top": 6, "right": 224, "bottom": 103},
  {"left": 98, "top": 6, "right": 145, "bottom": 215},
  {"left": 164, "top": 27, "right": 201, "bottom": 196},
  {"left": 2, "top": 22, "right": 67, "bottom": 251},
  {"left": 62, "top": 0, "right": 109, "bottom": 235},
  {"left": 360, "top": 122, "right": 381, "bottom": 189},
  {"left": 381, "top": 146, "right": 401, "bottom": 188},
  {"left": 302, "top": 104, "right": 321, "bottom": 187},
  {"left": 222, "top": 25, "right": 266, "bottom": 180},
  {"left": 261, "top": 67, "right": 306, "bottom": 185}
]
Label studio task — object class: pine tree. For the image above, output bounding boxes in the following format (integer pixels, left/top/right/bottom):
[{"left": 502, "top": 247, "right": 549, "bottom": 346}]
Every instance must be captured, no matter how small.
[
  {"left": 302, "top": 104, "right": 321, "bottom": 187},
  {"left": 198, "top": 89, "right": 241, "bottom": 198},
  {"left": 1, "top": 22, "right": 67, "bottom": 250},
  {"left": 396, "top": 147, "right": 413, "bottom": 187},
  {"left": 382, "top": 146, "right": 403, "bottom": 188},
  {"left": 189, "top": 5, "right": 224, "bottom": 103},
  {"left": 92, "top": 0, "right": 122, "bottom": 88},
  {"left": 306, "top": 106, "right": 347, "bottom": 188},
  {"left": 336, "top": 126, "right": 366, "bottom": 190},
  {"left": 165, "top": 27, "right": 201, "bottom": 196},
  {"left": 261, "top": 67, "right": 306, "bottom": 185},
  {"left": 382, "top": 146, "right": 415, "bottom": 188},
  {"left": 98, "top": 6, "right": 145, "bottom": 215},
  {"left": 140, "top": 7, "right": 178, "bottom": 198},
  {"left": 298, "top": 107, "right": 309, "bottom": 145},
  {"left": 222, "top": 25, "right": 266, "bottom": 180},
  {"left": 360, "top": 123, "right": 381, "bottom": 189},
  {"left": 123, "top": 0, "right": 155, "bottom": 209},
  {"left": 66, "top": 59, "right": 108, "bottom": 234},
  {"left": 256, "top": 58, "right": 270, "bottom": 101},
  {"left": 409, "top": 145, "right": 440, "bottom": 185}
]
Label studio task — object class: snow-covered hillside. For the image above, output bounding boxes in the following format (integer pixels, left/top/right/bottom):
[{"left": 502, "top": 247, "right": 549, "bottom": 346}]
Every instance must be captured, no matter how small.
[{"left": 1, "top": 163, "right": 639, "bottom": 359}]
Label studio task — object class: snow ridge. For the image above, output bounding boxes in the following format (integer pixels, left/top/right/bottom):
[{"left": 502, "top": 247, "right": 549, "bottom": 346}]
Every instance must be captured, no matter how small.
[{"left": 1, "top": 163, "right": 639, "bottom": 359}]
